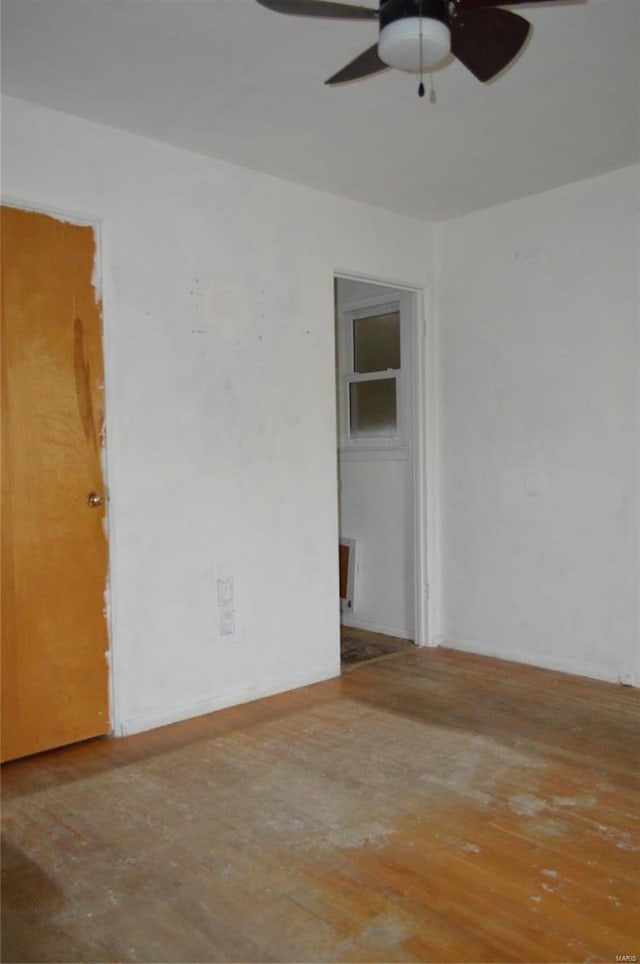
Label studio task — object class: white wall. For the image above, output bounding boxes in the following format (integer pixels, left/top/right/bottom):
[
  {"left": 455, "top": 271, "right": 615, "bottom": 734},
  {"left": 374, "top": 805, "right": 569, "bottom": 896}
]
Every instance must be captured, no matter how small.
[
  {"left": 339, "top": 456, "right": 415, "bottom": 638},
  {"left": 1, "top": 95, "right": 434, "bottom": 735},
  {"left": 336, "top": 279, "right": 415, "bottom": 639},
  {"left": 435, "top": 166, "right": 640, "bottom": 684}
]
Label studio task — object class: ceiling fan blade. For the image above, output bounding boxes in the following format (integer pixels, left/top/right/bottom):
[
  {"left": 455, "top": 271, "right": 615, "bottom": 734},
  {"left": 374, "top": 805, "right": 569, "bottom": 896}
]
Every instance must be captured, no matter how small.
[
  {"left": 454, "top": 0, "right": 556, "bottom": 7},
  {"left": 451, "top": 7, "right": 531, "bottom": 82},
  {"left": 325, "top": 44, "right": 389, "bottom": 84},
  {"left": 255, "top": 0, "right": 377, "bottom": 20}
]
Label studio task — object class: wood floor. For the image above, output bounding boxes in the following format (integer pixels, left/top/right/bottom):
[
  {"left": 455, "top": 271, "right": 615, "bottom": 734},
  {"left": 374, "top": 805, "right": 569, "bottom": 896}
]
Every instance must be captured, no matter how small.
[
  {"left": 340, "top": 626, "right": 415, "bottom": 667},
  {"left": 2, "top": 647, "right": 639, "bottom": 963}
]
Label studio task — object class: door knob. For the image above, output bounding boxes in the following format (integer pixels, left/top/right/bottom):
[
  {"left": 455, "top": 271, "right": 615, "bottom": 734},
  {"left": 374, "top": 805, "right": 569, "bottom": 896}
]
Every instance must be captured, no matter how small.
[{"left": 86, "top": 492, "right": 105, "bottom": 508}]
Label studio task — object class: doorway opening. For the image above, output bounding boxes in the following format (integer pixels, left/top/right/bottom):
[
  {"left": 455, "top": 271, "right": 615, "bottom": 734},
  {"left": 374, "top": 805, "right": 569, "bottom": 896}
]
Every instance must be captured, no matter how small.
[{"left": 334, "top": 274, "right": 427, "bottom": 669}]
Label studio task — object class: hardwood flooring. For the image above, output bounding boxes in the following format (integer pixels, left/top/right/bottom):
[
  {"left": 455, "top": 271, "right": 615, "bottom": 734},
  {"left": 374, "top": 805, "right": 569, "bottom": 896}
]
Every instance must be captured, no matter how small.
[
  {"left": 340, "top": 626, "right": 415, "bottom": 667},
  {"left": 2, "top": 647, "right": 639, "bottom": 963}
]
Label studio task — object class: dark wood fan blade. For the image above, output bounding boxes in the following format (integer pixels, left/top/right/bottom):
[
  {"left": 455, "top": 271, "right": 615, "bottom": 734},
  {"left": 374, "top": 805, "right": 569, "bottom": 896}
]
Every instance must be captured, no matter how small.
[
  {"left": 325, "top": 44, "right": 389, "bottom": 84},
  {"left": 451, "top": 7, "right": 531, "bottom": 82},
  {"left": 454, "top": 0, "right": 554, "bottom": 7},
  {"left": 255, "top": 0, "right": 378, "bottom": 20}
]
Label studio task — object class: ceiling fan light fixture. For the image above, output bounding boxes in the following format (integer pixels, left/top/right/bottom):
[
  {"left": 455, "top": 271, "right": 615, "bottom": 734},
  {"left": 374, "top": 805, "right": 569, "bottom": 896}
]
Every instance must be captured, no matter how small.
[{"left": 378, "top": 17, "right": 450, "bottom": 73}]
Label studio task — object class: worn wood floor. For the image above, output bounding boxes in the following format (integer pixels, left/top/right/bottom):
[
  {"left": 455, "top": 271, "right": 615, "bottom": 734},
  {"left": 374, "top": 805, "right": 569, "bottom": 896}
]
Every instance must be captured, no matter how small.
[
  {"left": 340, "top": 625, "right": 415, "bottom": 667},
  {"left": 2, "top": 647, "right": 639, "bottom": 963}
]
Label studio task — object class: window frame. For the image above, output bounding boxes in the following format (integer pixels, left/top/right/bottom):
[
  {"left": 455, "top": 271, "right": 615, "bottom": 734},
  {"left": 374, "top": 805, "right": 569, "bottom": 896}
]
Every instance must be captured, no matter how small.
[{"left": 337, "top": 295, "right": 410, "bottom": 451}]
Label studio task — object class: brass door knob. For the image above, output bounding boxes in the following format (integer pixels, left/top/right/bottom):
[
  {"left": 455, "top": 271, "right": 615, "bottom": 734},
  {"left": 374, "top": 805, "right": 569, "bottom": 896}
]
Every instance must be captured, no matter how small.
[{"left": 86, "top": 492, "right": 105, "bottom": 508}]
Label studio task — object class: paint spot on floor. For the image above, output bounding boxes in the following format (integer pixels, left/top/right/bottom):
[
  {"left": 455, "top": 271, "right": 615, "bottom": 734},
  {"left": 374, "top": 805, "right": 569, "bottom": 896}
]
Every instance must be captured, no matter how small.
[
  {"left": 438, "top": 833, "right": 481, "bottom": 854},
  {"left": 553, "top": 795, "right": 596, "bottom": 809},
  {"left": 595, "top": 824, "right": 640, "bottom": 852},
  {"left": 325, "top": 821, "right": 393, "bottom": 850},
  {"left": 526, "top": 818, "right": 569, "bottom": 838},
  {"left": 361, "top": 913, "right": 413, "bottom": 947},
  {"left": 509, "top": 793, "right": 547, "bottom": 816},
  {"left": 459, "top": 841, "right": 481, "bottom": 854}
]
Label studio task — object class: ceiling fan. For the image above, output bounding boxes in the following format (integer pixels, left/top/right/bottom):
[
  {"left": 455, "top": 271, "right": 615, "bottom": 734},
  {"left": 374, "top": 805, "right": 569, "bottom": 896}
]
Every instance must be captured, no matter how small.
[{"left": 255, "top": 0, "right": 558, "bottom": 87}]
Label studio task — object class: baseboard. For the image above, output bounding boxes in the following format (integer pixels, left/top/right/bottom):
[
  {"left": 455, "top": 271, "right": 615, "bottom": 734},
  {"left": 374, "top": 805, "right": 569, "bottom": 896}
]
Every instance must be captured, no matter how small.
[
  {"left": 341, "top": 615, "right": 414, "bottom": 641},
  {"left": 434, "top": 634, "right": 639, "bottom": 687},
  {"left": 114, "top": 662, "right": 340, "bottom": 737}
]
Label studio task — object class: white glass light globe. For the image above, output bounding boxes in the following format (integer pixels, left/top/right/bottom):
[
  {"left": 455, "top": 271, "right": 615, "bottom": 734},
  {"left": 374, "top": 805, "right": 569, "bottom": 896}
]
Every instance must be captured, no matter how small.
[{"left": 378, "top": 17, "right": 451, "bottom": 73}]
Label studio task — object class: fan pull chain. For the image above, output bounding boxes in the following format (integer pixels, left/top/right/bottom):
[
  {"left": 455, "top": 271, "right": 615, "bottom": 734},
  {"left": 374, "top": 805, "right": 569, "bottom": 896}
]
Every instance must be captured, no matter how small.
[
  {"left": 420, "top": 75, "right": 436, "bottom": 101},
  {"left": 418, "top": 0, "right": 425, "bottom": 97}
]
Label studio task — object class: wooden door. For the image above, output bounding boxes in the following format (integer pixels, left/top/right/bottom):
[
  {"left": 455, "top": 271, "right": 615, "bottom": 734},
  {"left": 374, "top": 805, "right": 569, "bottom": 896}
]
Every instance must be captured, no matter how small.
[{"left": 1, "top": 206, "right": 110, "bottom": 762}]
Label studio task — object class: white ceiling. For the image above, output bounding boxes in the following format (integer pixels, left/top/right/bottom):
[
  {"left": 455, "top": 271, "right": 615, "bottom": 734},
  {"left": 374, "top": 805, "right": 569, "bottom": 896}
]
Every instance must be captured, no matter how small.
[{"left": 1, "top": 0, "right": 638, "bottom": 220}]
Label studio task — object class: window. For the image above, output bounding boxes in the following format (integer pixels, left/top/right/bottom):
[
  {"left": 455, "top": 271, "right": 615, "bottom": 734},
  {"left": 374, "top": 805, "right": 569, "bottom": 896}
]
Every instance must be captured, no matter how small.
[
  {"left": 339, "top": 299, "right": 407, "bottom": 446},
  {"left": 349, "top": 378, "right": 397, "bottom": 437},
  {"left": 353, "top": 310, "right": 400, "bottom": 374}
]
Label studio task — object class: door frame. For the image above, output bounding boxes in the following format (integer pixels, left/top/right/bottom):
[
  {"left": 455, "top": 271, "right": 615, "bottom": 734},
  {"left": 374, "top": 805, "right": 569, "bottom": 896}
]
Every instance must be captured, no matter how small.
[
  {"left": 334, "top": 270, "right": 439, "bottom": 647},
  {"left": 2, "top": 196, "right": 115, "bottom": 733}
]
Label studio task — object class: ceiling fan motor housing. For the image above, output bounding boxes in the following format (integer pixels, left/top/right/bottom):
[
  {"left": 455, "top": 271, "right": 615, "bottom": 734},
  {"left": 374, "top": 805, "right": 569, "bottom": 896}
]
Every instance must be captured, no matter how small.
[{"left": 378, "top": 0, "right": 451, "bottom": 73}]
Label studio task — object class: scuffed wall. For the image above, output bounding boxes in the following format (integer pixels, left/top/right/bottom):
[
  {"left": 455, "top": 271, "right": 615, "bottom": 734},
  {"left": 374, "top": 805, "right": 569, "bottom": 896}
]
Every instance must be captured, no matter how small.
[{"left": 1, "top": 95, "right": 434, "bottom": 734}]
